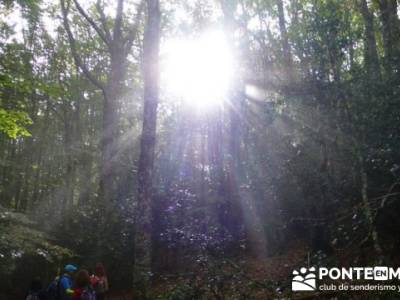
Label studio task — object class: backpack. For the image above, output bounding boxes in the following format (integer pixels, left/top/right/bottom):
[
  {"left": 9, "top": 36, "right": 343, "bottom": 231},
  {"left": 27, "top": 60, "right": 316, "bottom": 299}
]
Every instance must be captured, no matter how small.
[
  {"left": 46, "top": 276, "right": 64, "bottom": 300},
  {"left": 80, "top": 287, "right": 96, "bottom": 300},
  {"left": 26, "top": 291, "right": 40, "bottom": 300}
]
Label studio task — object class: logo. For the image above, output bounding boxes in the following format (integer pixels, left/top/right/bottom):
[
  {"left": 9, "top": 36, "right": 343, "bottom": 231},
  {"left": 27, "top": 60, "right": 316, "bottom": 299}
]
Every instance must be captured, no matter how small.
[
  {"left": 291, "top": 266, "right": 400, "bottom": 292},
  {"left": 292, "top": 267, "right": 316, "bottom": 291},
  {"left": 374, "top": 267, "right": 389, "bottom": 280}
]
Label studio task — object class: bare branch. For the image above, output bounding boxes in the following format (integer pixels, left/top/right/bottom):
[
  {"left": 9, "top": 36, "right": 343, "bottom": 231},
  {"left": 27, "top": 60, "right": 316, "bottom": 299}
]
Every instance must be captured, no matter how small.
[
  {"left": 72, "top": 0, "right": 111, "bottom": 48},
  {"left": 60, "top": 0, "right": 105, "bottom": 92}
]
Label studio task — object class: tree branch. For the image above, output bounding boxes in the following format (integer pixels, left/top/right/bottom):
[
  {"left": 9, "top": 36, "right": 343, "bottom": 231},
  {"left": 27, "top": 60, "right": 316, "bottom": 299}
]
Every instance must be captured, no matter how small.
[
  {"left": 123, "top": 0, "right": 145, "bottom": 57},
  {"left": 95, "top": 0, "right": 112, "bottom": 42},
  {"left": 72, "top": 0, "right": 111, "bottom": 48},
  {"left": 61, "top": 0, "right": 105, "bottom": 92}
]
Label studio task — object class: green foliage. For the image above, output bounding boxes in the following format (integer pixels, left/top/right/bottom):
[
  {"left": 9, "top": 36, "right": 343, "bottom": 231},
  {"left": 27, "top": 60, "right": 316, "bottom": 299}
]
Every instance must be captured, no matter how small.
[
  {"left": 0, "top": 108, "right": 32, "bottom": 138},
  {"left": 0, "top": 205, "right": 73, "bottom": 298},
  {"left": 156, "top": 284, "right": 198, "bottom": 300},
  {"left": 0, "top": 206, "right": 73, "bottom": 266}
]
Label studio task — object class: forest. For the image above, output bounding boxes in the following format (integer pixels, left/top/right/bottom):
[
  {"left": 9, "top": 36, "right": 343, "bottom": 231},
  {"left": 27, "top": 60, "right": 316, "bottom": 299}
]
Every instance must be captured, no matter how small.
[{"left": 0, "top": 0, "right": 399, "bottom": 299}]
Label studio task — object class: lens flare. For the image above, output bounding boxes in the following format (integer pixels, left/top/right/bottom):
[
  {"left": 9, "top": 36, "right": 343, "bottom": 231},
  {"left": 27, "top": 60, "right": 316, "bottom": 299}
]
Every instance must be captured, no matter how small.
[{"left": 162, "top": 31, "right": 233, "bottom": 110}]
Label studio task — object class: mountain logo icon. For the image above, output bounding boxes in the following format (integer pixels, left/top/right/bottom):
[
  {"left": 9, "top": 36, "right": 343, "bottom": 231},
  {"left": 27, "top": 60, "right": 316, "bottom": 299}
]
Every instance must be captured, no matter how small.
[{"left": 292, "top": 267, "right": 317, "bottom": 291}]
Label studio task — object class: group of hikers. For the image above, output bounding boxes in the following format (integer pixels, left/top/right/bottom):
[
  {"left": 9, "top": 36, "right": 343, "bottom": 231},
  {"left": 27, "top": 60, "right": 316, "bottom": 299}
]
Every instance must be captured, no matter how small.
[{"left": 26, "top": 262, "right": 109, "bottom": 300}]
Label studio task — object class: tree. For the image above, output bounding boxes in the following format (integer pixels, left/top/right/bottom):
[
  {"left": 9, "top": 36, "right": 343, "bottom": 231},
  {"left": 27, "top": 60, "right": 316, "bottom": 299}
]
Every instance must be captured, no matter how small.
[
  {"left": 60, "top": 0, "right": 144, "bottom": 206},
  {"left": 374, "top": 0, "right": 400, "bottom": 76},
  {"left": 276, "top": 0, "right": 293, "bottom": 74},
  {"left": 133, "top": 0, "right": 160, "bottom": 298},
  {"left": 358, "top": 0, "right": 381, "bottom": 80}
]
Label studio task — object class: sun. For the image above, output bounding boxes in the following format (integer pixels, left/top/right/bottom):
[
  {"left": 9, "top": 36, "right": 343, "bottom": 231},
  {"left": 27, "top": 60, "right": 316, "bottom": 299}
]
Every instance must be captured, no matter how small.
[{"left": 161, "top": 31, "right": 234, "bottom": 110}]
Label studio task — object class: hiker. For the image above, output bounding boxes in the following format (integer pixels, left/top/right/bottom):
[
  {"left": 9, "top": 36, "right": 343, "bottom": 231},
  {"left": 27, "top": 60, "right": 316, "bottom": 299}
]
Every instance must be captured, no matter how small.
[
  {"left": 26, "top": 277, "right": 48, "bottom": 300},
  {"left": 72, "top": 269, "right": 96, "bottom": 300},
  {"left": 47, "top": 264, "right": 77, "bottom": 300},
  {"left": 90, "top": 262, "right": 109, "bottom": 300}
]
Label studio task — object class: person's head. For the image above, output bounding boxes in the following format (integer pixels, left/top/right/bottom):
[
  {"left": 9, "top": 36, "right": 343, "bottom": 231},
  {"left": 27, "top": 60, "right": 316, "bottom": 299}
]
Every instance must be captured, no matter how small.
[
  {"left": 75, "top": 269, "right": 91, "bottom": 288},
  {"left": 30, "top": 277, "right": 42, "bottom": 291},
  {"left": 95, "top": 262, "right": 106, "bottom": 277},
  {"left": 64, "top": 264, "right": 78, "bottom": 275}
]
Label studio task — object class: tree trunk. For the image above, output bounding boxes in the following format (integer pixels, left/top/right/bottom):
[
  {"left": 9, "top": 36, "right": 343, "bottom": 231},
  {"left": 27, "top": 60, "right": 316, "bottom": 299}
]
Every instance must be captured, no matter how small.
[
  {"left": 99, "top": 49, "right": 125, "bottom": 206},
  {"left": 359, "top": 0, "right": 381, "bottom": 80},
  {"left": 133, "top": 0, "right": 160, "bottom": 298},
  {"left": 61, "top": 0, "right": 133, "bottom": 207},
  {"left": 375, "top": 0, "right": 399, "bottom": 76},
  {"left": 277, "top": 0, "right": 293, "bottom": 74},
  {"left": 221, "top": 0, "right": 245, "bottom": 248},
  {"left": 358, "top": 155, "right": 384, "bottom": 262},
  {"left": 99, "top": 92, "right": 118, "bottom": 205},
  {"left": 2, "top": 140, "right": 16, "bottom": 207},
  {"left": 63, "top": 103, "right": 76, "bottom": 213}
]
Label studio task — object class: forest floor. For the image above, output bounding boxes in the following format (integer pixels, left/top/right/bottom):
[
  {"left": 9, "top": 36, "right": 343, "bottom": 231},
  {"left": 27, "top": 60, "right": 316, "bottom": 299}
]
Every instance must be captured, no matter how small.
[
  {"left": 107, "top": 240, "right": 311, "bottom": 299},
  {"left": 105, "top": 239, "right": 389, "bottom": 299}
]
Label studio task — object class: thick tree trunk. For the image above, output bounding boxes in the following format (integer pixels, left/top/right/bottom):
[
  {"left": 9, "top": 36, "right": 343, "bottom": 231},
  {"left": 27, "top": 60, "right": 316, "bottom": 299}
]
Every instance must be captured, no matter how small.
[
  {"left": 359, "top": 0, "right": 381, "bottom": 80},
  {"left": 375, "top": 0, "right": 399, "bottom": 75},
  {"left": 133, "top": 0, "right": 160, "bottom": 299},
  {"left": 99, "top": 92, "right": 118, "bottom": 205},
  {"left": 99, "top": 46, "right": 127, "bottom": 208},
  {"left": 221, "top": 0, "right": 246, "bottom": 248}
]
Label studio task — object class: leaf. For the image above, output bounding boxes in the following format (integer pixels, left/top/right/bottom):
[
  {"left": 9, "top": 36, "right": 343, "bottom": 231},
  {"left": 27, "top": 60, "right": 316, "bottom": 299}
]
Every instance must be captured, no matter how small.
[{"left": 0, "top": 108, "right": 32, "bottom": 138}]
